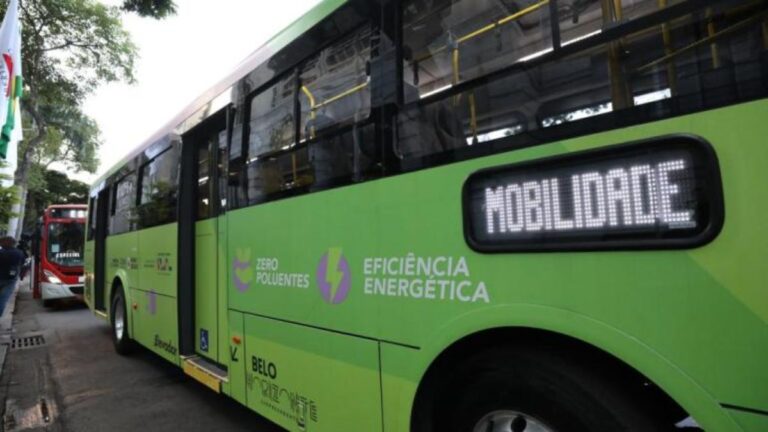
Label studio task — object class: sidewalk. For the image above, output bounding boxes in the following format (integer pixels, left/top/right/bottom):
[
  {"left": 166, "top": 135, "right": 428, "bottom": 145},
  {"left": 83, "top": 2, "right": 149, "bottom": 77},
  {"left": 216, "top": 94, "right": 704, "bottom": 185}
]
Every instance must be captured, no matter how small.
[{"left": 0, "top": 276, "right": 25, "bottom": 374}]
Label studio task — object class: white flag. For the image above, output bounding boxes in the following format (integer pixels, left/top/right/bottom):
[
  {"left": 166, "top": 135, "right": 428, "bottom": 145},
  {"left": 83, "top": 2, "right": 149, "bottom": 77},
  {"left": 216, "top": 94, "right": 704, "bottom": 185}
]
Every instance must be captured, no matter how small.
[{"left": 0, "top": 0, "right": 22, "bottom": 161}]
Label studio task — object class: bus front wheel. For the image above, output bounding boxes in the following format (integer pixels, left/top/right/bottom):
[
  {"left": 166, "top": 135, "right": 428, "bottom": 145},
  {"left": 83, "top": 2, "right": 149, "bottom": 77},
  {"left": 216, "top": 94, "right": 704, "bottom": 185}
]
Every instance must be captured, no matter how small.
[
  {"left": 430, "top": 346, "right": 667, "bottom": 432},
  {"left": 110, "top": 285, "right": 135, "bottom": 355}
]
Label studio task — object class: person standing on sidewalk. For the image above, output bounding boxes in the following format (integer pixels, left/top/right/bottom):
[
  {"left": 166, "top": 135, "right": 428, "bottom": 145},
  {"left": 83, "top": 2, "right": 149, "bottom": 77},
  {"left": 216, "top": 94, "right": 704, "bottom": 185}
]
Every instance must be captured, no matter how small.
[{"left": 0, "top": 236, "right": 25, "bottom": 314}]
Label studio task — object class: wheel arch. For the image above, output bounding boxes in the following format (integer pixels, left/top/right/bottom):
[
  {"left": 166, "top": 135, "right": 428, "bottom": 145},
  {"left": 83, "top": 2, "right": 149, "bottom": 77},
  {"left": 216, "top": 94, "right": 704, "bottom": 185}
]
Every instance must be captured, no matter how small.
[
  {"left": 107, "top": 272, "right": 129, "bottom": 321},
  {"left": 408, "top": 305, "right": 739, "bottom": 432}
]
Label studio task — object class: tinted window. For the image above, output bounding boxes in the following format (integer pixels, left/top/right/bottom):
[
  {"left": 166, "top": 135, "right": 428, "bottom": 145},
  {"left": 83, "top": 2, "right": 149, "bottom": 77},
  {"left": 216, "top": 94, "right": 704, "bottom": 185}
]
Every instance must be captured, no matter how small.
[
  {"left": 110, "top": 174, "right": 137, "bottom": 235},
  {"left": 299, "top": 26, "right": 372, "bottom": 140},
  {"left": 397, "top": 0, "right": 768, "bottom": 165},
  {"left": 248, "top": 75, "right": 296, "bottom": 158},
  {"left": 137, "top": 145, "right": 180, "bottom": 228},
  {"left": 245, "top": 75, "right": 298, "bottom": 203},
  {"left": 87, "top": 197, "right": 97, "bottom": 241},
  {"left": 402, "top": 0, "right": 551, "bottom": 102}
]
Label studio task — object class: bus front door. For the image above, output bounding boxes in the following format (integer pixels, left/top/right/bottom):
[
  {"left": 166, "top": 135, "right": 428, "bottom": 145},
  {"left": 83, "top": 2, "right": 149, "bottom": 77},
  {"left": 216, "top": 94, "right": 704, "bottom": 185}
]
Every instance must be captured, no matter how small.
[{"left": 187, "top": 111, "right": 228, "bottom": 365}]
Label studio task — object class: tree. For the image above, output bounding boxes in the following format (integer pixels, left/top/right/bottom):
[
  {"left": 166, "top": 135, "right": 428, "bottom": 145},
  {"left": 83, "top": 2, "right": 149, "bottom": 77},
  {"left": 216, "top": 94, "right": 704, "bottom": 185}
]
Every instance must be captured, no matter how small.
[
  {"left": 1, "top": 0, "right": 175, "bottom": 236},
  {"left": 121, "top": 0, "right": 177, "bottom": 19},
  {"left": 0, "top": 160, "right": 18, "bottom": 231},
  {"left": 23, "top": 168, "right": 89, "bottom": 231}
]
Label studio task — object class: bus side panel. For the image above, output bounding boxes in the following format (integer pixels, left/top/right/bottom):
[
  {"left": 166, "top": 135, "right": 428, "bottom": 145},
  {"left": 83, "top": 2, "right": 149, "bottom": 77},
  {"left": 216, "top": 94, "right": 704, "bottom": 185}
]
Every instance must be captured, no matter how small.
[
  {"left": 132, "top": 223, "right": 179, "bottom": 362},
  {"left": 380, "top": 343, "right": 419, "bottom": 432},
  {"left": 217, "top": 215, "right": 230, "bottom": 386},
  {"left": 131, "top": 287, "right": 180, "bottom": 365},
  {"left": 105, "top": 231, "right": 138, "bottom": 320},
  {"left": 195, "top": 219, "right": 219, "bottom": 362},
  {"left": 84, "top": 239, "right": 95, "bottom": 309},
  {"left": 227, "top": 310, "right": 246, "bottom": 404},
  {"left": 137, "top": 223, "right": 178, "bottom": 298},
  {"left": 243, "top": 315, "right": 382, "bottom": 432}
]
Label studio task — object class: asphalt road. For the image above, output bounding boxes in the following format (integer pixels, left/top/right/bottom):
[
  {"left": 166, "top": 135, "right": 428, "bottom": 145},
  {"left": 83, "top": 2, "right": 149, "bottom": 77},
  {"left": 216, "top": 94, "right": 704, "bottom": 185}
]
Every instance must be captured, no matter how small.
[{"left": 1, "top": 288, "right": 285, "bottom": 432}]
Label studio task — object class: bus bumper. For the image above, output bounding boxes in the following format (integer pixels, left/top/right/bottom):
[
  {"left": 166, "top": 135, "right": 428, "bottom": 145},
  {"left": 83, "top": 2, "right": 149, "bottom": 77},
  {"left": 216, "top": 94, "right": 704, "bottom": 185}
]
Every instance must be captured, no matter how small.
[{"left": 41, "top": 282, "right": 84, "bottom": 301}]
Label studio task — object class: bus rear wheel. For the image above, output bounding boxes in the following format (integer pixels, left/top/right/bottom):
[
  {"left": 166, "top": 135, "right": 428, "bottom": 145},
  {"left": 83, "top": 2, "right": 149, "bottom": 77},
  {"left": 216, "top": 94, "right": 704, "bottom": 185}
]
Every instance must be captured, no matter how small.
[
  {"left": 428, "top": 346, "right": 667, "bottom": 432},
  {"left": 110, "top": 285, "right": 135, "bottom": 355}
]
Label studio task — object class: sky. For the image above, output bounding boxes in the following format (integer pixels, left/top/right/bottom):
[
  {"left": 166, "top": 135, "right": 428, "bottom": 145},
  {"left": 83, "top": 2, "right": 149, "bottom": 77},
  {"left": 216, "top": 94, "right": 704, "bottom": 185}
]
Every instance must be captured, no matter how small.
[{"left": 72, "top": 0, "right": 322, "bottom": 183}]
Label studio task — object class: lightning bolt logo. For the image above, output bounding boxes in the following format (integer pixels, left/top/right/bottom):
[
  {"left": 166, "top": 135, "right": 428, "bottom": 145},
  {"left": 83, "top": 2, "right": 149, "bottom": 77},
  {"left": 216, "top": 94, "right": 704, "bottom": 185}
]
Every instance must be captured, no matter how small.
[
  {"left": 325, "top": 248, "right": 344, "bottom": 300},
  {"left": 316, "top": 248, "right": 351, "bottom": 304}
]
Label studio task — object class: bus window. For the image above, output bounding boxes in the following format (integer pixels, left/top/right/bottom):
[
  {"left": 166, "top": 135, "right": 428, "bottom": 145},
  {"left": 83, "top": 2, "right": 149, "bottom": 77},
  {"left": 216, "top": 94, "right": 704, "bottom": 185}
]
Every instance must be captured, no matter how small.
[
  {"left": 87, "top": 196, "right": 97, "bottom": 241},
  {"left": 197, "top": 140, "right": 212, "bottom": 219},
  {"left": 299, "top": 25, "right": 376, "bottom": 189},
  {"left": 246, "top": 74, "right": 298, "bottom": 203},
  {"left": 109, "top": 174, "right": 137, "bottom": 235},
  {"left": 137, "top": 145, "right": 180, "bottom": 228},
  {"left": 402, "top": 0, "right": 551, "bottom": 102},
  {"left": 299, "top": 25, "right": 371, "bottom": 138}
]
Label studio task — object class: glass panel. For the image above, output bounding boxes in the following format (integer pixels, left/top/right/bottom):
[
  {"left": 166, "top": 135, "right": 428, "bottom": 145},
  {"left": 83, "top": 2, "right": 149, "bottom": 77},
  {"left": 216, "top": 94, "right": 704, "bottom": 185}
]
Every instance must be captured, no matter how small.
[
  {"left": 87, "top": 198, "right": 97, "bottom": 240},
  {"left": 197, "top": 140, "right": 211, "bottom": 220},
  {"left": 403, "top": 0, "right": 552, "bottom": 102},
  {"left": 248, "top": 75, "right": 296, "bottom": 158},
  {"left": 398, "top": 1, "right": 768, "bottom": 163},
  {"left": 299, "top": 26, "right": 372, "bottom": 140},
  {"left": 47, "top": 222, "right": 85, "bottom": 267},
  {"left": 137, "top": 145, "right": 180, "bottom": 228},
  {"left": 110, "top": 174, "right": 136, "bottom": 235},
  {"left": 309, "top": 123, "right": 376, "bottom": 189}
]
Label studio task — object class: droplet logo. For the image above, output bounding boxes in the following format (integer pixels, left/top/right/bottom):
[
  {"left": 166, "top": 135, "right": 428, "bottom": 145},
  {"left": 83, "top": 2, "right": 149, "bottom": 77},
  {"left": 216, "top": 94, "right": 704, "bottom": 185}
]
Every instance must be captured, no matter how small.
[
  {"left": 316, "top": 248, "right": 351, "bottom": 304},
  {"left": 232, "top": 248, "right": 253, "bottom": 293}
]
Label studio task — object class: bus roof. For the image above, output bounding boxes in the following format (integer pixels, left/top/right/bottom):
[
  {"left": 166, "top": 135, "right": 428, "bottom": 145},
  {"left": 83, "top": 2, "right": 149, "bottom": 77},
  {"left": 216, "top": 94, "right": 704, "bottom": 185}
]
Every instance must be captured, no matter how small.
[{"left": 91, "top": 0, "right": 347, "bottom": 192}]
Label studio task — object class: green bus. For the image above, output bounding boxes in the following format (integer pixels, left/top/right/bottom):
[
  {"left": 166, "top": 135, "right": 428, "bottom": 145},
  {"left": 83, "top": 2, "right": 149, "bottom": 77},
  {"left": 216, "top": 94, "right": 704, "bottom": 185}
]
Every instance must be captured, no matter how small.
[{"left": 84, "top": 0, "right": 768, "bottom": 430}]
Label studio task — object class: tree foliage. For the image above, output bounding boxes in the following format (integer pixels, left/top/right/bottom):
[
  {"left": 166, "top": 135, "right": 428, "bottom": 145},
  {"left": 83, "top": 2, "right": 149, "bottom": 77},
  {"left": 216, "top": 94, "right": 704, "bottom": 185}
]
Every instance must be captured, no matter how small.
[
  {"left": 0, "top": 161, "right": 19, "bottom": 230},
  {"left": 121, "top": 0, "right": 177, "bottom": 19},
  {"left": 0, "top": 0, "right": 175, "bottom": 235},
  {"left": 23, "top": 168, "right": 89, "bottom": 231}
]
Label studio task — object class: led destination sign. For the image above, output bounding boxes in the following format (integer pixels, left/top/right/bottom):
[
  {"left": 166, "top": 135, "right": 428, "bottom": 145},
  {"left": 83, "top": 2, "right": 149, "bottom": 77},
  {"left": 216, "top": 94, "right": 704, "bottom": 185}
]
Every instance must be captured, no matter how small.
[{"left": 463, "top": 136, "right": 723, "bottom": 252}]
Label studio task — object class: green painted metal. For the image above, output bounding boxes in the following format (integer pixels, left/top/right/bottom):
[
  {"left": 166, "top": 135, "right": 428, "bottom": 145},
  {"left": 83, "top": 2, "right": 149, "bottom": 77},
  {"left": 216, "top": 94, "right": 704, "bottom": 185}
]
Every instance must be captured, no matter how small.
[
  {"left": 195, "top": 219, "right": 219, "bottom": 361},
  {"left": 86, "top": 99, "right": 768, "bottom": 432},
  {"left": 82, "top": 1, "right": 768, "bottom": 429},
  {"left": 244, "top": 314, "right": 382, "bottom": 431},
  {"left": 223, "top": 100, "right": 767, "bottom": 432},
  {"left": 84, "top": 239, "right": 95, "bottom": 309},
  {"left": 227, "top": 310, "right": 246, "bottom": 404}
]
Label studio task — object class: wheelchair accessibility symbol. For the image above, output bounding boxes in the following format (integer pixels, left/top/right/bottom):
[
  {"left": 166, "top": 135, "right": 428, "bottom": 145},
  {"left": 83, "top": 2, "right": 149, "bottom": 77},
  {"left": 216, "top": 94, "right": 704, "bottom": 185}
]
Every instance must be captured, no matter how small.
[{"left": 200, "top": 329, "right": 209, "bottom": 352}]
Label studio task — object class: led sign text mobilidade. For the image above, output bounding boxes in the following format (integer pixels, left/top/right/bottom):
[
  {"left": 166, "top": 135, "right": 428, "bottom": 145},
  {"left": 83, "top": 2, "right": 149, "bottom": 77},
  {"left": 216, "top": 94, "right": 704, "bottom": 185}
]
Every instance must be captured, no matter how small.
[{"left": 463, "top": 136, "right": 723, "bottom": 251}]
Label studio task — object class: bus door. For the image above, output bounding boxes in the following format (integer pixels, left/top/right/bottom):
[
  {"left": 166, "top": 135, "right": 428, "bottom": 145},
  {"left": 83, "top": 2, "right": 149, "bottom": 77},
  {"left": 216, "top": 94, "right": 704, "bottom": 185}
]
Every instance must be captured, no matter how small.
[
  {"left": 183, "top": 109, "right": 228, "bottom": 364},
  {"left": 93, "top": 188, "right": 110, "bottom": 313}
]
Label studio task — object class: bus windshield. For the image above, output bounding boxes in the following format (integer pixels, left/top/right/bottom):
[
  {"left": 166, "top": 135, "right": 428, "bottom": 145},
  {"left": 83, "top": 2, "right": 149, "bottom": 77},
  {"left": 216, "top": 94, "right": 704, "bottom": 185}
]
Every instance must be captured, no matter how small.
[{"left": 47, "top": 222, "right": 85, "bottom": 267}]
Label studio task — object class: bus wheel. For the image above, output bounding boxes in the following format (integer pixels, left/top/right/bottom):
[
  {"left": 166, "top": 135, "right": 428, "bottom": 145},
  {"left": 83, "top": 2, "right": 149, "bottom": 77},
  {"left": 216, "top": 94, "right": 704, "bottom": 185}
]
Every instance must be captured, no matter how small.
[
  {"left": 432, "top": 346, "right": 666, "bottom": 432},
  {"left": 110, "top": 285, "right": 135, "bottom": 355}
]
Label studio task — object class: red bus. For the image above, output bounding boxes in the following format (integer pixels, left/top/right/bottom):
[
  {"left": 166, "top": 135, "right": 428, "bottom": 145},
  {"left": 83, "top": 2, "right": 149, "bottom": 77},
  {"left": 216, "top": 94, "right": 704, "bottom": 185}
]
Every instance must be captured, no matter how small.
[{"left": 33, "top": 204, "right": 87, "bottom": 306}]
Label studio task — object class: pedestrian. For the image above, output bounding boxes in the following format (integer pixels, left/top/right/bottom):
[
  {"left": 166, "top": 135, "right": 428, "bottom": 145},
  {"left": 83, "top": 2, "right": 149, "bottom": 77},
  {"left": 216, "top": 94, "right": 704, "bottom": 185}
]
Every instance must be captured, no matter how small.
[{"left": 0, "top": 236, "right": 25, "bottom": 314}]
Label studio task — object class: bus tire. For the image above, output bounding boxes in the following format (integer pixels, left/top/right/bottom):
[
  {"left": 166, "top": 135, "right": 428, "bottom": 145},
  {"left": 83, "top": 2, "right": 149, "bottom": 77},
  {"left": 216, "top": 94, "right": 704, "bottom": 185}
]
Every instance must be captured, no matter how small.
[
  {"left": 429, "top": 346, "right": 667, "bottom": 432},
  {"left": 110, "top": 285, "right": 135, "bottom": 355}
]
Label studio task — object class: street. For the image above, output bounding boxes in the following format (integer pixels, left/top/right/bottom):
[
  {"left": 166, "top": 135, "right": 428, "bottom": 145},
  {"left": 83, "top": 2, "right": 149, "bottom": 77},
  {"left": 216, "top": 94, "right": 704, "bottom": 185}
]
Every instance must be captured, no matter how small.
[{"left": 0, "top": 286, "right": 285, "bottom": 432}]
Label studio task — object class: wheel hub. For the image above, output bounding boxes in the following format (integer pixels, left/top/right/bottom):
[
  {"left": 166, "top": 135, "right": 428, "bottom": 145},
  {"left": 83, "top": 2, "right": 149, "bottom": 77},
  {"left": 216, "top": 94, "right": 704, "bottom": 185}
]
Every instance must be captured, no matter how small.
[
  {"left": 114, "top": 299, "right": 125, "bottom": 340},
  {"left": 472, "top": 410, "right": 555, "bottom": 432}
]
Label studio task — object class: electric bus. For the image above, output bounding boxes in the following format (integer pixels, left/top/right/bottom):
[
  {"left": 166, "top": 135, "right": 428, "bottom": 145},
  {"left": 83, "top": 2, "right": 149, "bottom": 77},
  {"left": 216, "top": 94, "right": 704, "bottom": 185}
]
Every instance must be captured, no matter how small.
[{"left": 84, "top": 0, "right": 768, "bottom": 430}]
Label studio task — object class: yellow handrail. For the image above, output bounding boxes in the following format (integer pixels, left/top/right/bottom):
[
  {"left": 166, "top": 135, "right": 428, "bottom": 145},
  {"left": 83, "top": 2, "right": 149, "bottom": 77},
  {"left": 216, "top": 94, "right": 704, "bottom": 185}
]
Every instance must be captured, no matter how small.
[
  {"left": 763, "top": 19, "right": 768, "bottom": 49},
  {"left": 301, "top": 85, "right": 317, "bottom": 139},
  {"left": 415, "top": 0, "right": 549, "bottom": 63},
  {"left": 636, "top": 13, "right": 765, "bottom": 73},
  {"left": 706, "top": 8, "right": 721, "bottom": 68},
  {"left": 314, "top": 82, "right": 369, "bottom": 110},
  {"left": 657, "top": 0, "right": 678, "bottom": 95}
]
